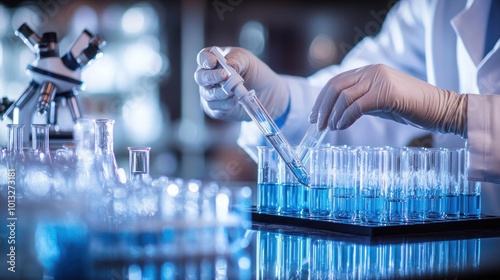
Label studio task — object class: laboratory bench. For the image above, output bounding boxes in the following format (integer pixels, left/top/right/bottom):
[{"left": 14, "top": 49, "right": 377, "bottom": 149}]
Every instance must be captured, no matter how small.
[
  {"left": 0, "top": 178, "right": 499, "bottom": 280},
  {"left": 2, "top": 207, "right": 500, "bottom": 280}
]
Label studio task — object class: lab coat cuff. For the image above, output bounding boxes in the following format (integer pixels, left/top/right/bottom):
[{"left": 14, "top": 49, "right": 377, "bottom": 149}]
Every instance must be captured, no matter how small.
[{"left": 466, "top": 94, "right": 500, "bottom": 183}]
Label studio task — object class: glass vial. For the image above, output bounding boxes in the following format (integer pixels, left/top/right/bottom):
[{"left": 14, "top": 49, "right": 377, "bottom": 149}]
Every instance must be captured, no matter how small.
[{"left": 128, "top": 146, "right": 151, "bottom": 183}]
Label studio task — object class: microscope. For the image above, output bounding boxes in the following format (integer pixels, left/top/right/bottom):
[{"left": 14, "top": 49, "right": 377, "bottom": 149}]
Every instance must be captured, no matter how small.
[{"left": 0, "top": 23, "right": 105, "bottom": 143}]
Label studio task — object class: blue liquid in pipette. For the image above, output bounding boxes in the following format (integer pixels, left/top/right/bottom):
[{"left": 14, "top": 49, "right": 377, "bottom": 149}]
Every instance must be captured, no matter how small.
[{"left": 264, "top": 132, "right": 310, "bottom": 186}]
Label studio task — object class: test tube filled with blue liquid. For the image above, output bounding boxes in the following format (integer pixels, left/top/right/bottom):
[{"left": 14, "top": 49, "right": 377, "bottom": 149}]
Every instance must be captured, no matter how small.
[
  {"left": 359, "top": 147, "right": 387, "bottom": 224},
  {"left": 278, "top": 155, "right": 306, "bottom": 216},
  {"left": 461, "top": 180, "right": 481, "bottom": 218},
  {"left": 308, "top": 147, "right": 333, "bottom": 217},
  {"left": 445, "top": 148, "right": 465, "bottom": 219},
  {"left": 385, "top": 147, "right": 409, "bottom": 224},
  {"left": 257, "top": 146, "right": 281, "bottom": 213},
  {"left": 332, "top": 146, "right": 356, "bottom": 222},
  {"left": 407, "top": 147, "right": 426, "bottom": 222},
  {"left": 424, "top": 148, "right": 447, "bottom": 220}
]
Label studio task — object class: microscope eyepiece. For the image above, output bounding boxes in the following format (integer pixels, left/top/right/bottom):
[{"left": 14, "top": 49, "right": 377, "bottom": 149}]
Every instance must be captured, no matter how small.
[
  {"left": 75, "top": 34, "right": 106, "bottom": 69},
  {"left": 38, "top": 32, "right": 59, "bottom": 58},
  {"left": 62, "top": 31, "right": 106, "bottom": 71},
  {"left": 15, "top": 23, "right": 41, "bottom": 52}
]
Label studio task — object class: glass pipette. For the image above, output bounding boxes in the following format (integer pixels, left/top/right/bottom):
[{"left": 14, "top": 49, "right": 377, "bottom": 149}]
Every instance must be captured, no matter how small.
[
  {"left": 296, "top": 124, "right": 328, "bottom": 163},
  {"left": 210, "top": 47, "right": 310, "bottom": 186}
]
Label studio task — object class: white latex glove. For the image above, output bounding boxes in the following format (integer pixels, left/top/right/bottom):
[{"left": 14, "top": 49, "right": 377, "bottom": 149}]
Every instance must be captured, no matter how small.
[
  {"left": 309, "top": 64, "right": 467, "bottom": 137},
  {"left": 194, "top": 47, "right": 289, "bottom": 122}
]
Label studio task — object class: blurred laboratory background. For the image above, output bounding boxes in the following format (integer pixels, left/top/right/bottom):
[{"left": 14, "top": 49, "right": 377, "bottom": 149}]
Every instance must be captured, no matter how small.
[{"left": 0, "top": 0, "right": 395, "bottom": 182}]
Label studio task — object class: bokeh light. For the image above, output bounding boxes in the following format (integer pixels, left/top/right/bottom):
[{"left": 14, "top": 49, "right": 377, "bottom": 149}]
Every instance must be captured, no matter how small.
[{"left": 239, "top": 21, "right": 266, "bottom": 56}]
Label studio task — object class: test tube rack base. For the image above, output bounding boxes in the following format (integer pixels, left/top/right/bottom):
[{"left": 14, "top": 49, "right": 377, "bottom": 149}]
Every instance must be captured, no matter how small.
[{"left": 249, "top": 207, "right": 500, "bottom": 237}]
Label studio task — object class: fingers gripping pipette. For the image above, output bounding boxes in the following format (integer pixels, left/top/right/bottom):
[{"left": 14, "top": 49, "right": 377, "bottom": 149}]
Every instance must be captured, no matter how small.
[{"left": 209, "top": 47, "right": 310, "bottom": 186}]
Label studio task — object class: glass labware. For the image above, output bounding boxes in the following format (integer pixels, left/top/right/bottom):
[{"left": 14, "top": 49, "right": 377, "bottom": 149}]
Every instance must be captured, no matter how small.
[
  {"left": 6, "top": 124, "right": 26, "bottom": 199},
  {"left": 24, "top": 124, "right": 52, "bottom": 199},
  {"left": 94, "top": 119, "right": 120, "bottom": 192},
  {"left": 125, "top": 146, "right": 160, "bottom": 258},
  {"left": 72, "top": 118, "right": 100, "bottom": 194}
]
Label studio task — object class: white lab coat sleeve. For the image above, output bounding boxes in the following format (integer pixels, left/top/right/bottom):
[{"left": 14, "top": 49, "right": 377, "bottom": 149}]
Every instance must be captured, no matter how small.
[
  {"left": 237, "top": 0, "right": 432, "bottom": 162},
  {"left": 466, "top": 94, "right": 500, "bottom": 183}
]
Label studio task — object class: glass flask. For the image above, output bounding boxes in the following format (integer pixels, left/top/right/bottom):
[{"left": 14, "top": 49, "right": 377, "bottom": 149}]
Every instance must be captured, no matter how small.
[
  {"left": 94, "top": 119, "right": 120, "bottom": 191},
  {"left": 75, "top": 118, "right": 96, "bottom": 163},
  {"left": 72, "top": 118, "right": 100, "bottom": 194},
  {"left": 51, "top": 147, "right": 77, "bottom": 199},
  {"left": 24, "top": 124, "right": 53, "bottom": 199}
]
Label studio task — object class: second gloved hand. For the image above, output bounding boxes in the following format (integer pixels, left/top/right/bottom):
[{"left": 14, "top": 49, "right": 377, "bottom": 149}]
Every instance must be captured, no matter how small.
[
  {"left": 309, "top": 64, "right": 467, "bottom": 136},
  {"left": 194, "top": 47, "right": 289, "bottom": 122}
]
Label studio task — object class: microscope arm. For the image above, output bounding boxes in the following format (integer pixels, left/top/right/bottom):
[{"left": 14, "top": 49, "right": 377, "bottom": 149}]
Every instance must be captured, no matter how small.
[{"left": 1, "top": 80, "right": 39, "bottom": 121}]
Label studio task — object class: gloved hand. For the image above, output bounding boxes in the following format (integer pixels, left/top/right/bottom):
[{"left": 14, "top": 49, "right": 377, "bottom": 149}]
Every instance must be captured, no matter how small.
[
  {"left": 309, "top": 64, "right": 467, "bottom": 137},
  {"left": 194, "top": 47, "right": 289, "bottom": 121}
]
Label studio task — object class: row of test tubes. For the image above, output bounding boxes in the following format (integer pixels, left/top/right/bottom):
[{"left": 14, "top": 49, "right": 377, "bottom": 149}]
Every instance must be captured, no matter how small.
[
  {"left": 256, "top": 231, "right": 480, "bottom": 279},
  {"left": 257, "top": 145, "right": 481, "bottom": 224}
]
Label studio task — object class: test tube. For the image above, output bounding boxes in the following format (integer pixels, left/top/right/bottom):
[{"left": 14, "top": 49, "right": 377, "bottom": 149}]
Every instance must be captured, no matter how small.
[
  {"left": 308, "top": 147, "right": 333, "bottom": 217},
  {"left": 424, "top": 148, "right": 447, "bottom": 220},
  {"left": 385, "top": 147, "right": 409, "bottom": 224},
  {"left": 210, "top": 47, "right": 310, "bottom": 186},
  {"left": 257, "top": 146, "right": 281, "bottom": 213},
  {"left": 296, "top": 124, "right": 328, "bottom": 163},
  {"left": 332, "top": 146, "right": 356, "bottom": 221},
  {"left": 461, "top": 180, "right": 481, "bottom": 218},
  {"left": 278, "top": 154, "right": 306, "bottom": 215},
  {"left": 359, "top": 147, "right": 388, "bottom": 224},
  {"left": 444, "top": 148, "right": 465, "bottom": 219},
  {"left": 407, "top": 147, "right": 426, "bottom": 222}
]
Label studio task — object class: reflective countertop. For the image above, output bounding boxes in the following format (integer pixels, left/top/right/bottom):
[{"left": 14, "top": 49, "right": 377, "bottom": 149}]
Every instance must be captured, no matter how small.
[{"left": 2, "top": 219, "right": 500, "bottom": 279}]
